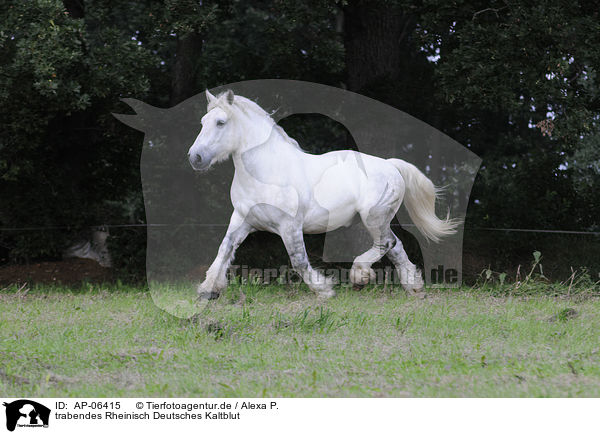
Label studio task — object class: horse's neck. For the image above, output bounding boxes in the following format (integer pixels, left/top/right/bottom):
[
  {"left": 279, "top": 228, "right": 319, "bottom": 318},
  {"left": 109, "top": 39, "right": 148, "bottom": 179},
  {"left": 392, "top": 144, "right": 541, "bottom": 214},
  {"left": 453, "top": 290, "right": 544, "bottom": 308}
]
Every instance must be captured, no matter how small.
[
  {"left": 231, "top": 119, "right": 303, "bottom": 176},
  {"left": 234, "top": 116, "right": 301, "bottom": 157}
]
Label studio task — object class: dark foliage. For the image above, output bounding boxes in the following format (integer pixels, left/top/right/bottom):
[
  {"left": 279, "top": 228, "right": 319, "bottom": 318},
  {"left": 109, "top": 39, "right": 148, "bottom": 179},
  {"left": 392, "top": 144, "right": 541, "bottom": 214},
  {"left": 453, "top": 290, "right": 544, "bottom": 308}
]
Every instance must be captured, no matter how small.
[{"left": 1, "top": 0, "right": 598, "bottom": 281}]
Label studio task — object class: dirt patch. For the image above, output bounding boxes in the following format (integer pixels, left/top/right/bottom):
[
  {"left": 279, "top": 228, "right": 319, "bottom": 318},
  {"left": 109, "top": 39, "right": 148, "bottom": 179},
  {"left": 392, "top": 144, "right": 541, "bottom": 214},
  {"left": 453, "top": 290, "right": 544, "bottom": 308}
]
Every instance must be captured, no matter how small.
[{"left": 0, "top": 258, "right": 113, "bottom": 286}]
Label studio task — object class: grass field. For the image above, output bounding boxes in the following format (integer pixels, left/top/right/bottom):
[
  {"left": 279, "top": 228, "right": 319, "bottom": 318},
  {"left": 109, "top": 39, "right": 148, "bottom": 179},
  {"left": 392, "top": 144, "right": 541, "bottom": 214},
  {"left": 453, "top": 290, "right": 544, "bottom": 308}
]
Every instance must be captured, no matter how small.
[{"left": 1, "top": 279, "right": 600, "bottom": 397}]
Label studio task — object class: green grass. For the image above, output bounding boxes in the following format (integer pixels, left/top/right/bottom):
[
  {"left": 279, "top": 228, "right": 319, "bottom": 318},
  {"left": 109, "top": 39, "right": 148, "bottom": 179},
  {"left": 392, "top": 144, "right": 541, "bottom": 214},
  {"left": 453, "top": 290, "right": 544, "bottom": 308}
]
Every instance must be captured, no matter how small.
[{"left": 1, "top": 282, "right": 600, "bottom": 397}]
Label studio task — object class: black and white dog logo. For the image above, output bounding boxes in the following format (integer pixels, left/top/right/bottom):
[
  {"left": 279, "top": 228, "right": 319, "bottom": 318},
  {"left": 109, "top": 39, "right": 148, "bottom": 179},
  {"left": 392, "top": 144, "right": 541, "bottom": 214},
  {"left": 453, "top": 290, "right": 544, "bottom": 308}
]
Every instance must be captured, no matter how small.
[{"left": 3, "top": 400, "right": 50, "bottom": 432}]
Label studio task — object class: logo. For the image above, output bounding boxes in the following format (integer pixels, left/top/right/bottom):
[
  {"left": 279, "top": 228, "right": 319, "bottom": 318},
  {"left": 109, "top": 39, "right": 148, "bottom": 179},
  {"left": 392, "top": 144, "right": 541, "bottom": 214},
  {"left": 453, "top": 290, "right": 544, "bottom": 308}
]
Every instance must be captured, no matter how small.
[{"left": 3, "top": 400, "right": 50, "bottom": 432}]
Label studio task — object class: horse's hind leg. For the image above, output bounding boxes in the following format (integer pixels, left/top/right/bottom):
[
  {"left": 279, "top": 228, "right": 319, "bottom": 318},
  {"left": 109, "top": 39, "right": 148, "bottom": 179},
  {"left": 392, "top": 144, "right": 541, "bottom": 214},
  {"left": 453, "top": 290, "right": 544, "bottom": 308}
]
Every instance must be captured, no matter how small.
[
  {"left": 351, "top": 183, "right": 401, "bottom": 288},
  {"left": 280, "top": 227, "right": 335, "bottom": 298},
  {"left": 349, "top": 225, "right": 396, "bottom": 288},
  {"left": 386, "top": 233, "right": 425, "bottom": 298}
]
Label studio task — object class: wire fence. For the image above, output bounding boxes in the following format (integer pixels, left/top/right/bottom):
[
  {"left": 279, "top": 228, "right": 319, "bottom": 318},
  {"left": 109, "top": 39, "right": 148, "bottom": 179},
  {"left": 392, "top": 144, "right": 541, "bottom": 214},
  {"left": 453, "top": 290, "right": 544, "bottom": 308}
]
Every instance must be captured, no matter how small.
[{"left": 0, "top": 223, "right": 599, "bottom": 235}]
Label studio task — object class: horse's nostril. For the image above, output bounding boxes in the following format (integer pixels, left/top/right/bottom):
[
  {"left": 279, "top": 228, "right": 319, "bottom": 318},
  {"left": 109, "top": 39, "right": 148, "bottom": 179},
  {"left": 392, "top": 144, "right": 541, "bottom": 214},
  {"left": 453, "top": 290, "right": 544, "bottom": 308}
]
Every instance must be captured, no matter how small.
[{"left": 195, "top": 154, "right": 202, "bottom": 163}]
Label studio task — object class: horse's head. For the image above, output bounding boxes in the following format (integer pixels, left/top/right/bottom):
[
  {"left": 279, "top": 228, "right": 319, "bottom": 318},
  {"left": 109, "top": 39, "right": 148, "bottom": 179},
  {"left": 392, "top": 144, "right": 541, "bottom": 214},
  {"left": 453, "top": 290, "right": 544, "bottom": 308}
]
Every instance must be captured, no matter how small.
[
  {"left": 187, "top": 89, "right": 239, "bottom": 171},
  {"left": 188, "top": 89, "right": 276, "bottom": 171}
]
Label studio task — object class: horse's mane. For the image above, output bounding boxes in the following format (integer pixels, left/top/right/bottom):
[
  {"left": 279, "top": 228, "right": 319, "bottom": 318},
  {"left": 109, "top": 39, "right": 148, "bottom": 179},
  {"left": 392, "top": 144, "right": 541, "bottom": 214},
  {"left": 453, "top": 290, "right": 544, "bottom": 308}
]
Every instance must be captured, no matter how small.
[{"left": 210, "top": 92, "right": 302, "bottom": 150}]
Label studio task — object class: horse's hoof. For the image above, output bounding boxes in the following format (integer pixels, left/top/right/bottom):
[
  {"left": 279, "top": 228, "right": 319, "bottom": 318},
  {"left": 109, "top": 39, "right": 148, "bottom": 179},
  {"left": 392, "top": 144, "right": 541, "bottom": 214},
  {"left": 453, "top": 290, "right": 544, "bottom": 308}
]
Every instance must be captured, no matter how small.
[
  {"left": 352, "top": 283, "right": 365, "bottom": 291},
  {"left": 350, "top": 266, "right": 375, "bottom": 286},
  {"left": 197, "top": 291, "right": 220, "bottom": 300}
]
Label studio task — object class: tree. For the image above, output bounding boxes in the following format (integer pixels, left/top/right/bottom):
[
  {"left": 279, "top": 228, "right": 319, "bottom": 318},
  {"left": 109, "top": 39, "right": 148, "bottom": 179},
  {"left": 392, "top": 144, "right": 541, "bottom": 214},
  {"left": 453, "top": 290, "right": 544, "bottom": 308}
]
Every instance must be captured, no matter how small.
[
  {"left": 417, "top": 1, "right": 600, "bottom": 230},
  {"left": 341, "top": 0, "right": 600, "bottom": 230},
  {"left": 0, "top": 0, "right": 158, "bottom": 260}
]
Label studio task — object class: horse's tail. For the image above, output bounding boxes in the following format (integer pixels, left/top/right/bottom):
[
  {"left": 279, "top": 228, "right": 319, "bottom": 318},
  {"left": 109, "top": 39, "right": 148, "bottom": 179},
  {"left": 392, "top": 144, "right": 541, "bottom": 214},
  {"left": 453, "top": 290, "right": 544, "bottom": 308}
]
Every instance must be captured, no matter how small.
[{"left": 388, "top": 158, "right": 460, "bottom": 242}]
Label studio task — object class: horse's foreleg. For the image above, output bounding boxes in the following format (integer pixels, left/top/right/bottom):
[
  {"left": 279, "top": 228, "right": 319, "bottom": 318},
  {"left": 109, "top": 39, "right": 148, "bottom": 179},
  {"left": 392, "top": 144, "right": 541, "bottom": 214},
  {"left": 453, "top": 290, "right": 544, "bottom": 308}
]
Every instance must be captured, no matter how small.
[
  {"left": 386, "top": 233, "right": 425, "bottom": 298},
  {"left": 197, "top": 212, "right": 253, "bottom": 300},
  {"left": 280, "top": 228, "right": 335, "bottom": 298}
]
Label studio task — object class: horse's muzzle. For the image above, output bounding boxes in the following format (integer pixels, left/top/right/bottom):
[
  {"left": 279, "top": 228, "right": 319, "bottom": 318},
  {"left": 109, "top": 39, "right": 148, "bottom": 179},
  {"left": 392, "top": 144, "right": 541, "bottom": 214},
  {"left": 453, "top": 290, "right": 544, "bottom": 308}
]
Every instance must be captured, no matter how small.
[{"left": 188, "top": 151, "right": 211, "bottom": 171}]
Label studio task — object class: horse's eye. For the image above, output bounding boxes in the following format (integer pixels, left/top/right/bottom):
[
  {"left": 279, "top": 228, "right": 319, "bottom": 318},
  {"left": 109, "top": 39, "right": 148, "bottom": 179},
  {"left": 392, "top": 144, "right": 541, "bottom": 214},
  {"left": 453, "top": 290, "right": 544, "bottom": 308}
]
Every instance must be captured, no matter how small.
[{"left": 216, "top": 119, "right": 226, "bottom": 127}]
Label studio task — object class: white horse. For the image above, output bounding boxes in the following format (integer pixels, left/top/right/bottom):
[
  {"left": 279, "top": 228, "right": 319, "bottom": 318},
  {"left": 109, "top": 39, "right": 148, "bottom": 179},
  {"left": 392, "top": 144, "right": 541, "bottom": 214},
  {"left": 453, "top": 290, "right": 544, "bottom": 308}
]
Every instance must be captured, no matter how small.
[{"left": 188, "top": 89, "right": 458, "bottom": 299}]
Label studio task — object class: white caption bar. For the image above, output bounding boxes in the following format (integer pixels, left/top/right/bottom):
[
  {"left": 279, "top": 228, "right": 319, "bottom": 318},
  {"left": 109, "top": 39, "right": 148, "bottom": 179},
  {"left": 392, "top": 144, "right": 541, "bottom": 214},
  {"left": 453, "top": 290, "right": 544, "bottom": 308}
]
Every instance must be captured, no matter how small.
[{"left": 0, "top": 398, "right": 598, "bottom": 434}]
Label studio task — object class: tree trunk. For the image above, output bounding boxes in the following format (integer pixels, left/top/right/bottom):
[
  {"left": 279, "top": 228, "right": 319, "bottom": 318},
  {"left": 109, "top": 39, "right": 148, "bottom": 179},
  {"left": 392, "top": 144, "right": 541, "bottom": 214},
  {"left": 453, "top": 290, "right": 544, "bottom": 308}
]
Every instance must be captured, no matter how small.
[
  {"left": 63, "top": 0, "right": 84, "bottom": 18},
  {"left": 343, "top": 0, "right": 415, "bottom": 93},
  {"left": 170, "top": 32, "right": 203, "bottom": 106}
]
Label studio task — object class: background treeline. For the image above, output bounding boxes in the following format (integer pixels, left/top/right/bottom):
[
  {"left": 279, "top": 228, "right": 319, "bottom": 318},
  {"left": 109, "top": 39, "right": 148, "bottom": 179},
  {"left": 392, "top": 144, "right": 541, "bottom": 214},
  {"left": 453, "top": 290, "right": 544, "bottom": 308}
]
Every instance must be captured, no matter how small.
[{"left": 1, "top": 0, "right": 599, "bottom": 282}]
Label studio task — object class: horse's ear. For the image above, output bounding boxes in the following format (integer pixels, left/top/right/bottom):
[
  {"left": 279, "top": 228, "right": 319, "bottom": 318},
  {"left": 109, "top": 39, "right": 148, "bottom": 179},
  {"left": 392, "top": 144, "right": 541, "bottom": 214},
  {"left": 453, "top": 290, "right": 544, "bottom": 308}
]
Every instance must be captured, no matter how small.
[
  {"left": 206, "top": 89, "right": 217, "bottom": 105},
  {"left": 225, "top": 89, "right": 234, "bottom": 105}
]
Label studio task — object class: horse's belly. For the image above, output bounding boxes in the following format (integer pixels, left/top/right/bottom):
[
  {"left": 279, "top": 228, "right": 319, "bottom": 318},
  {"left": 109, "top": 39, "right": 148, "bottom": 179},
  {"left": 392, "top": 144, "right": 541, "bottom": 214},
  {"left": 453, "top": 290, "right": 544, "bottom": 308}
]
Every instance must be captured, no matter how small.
[
  {"left": 302, "top": 163, "right": 361, "bottom": 234},
  {"left": 302, "top": 205, "right": 356, "bottom": 234}
]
